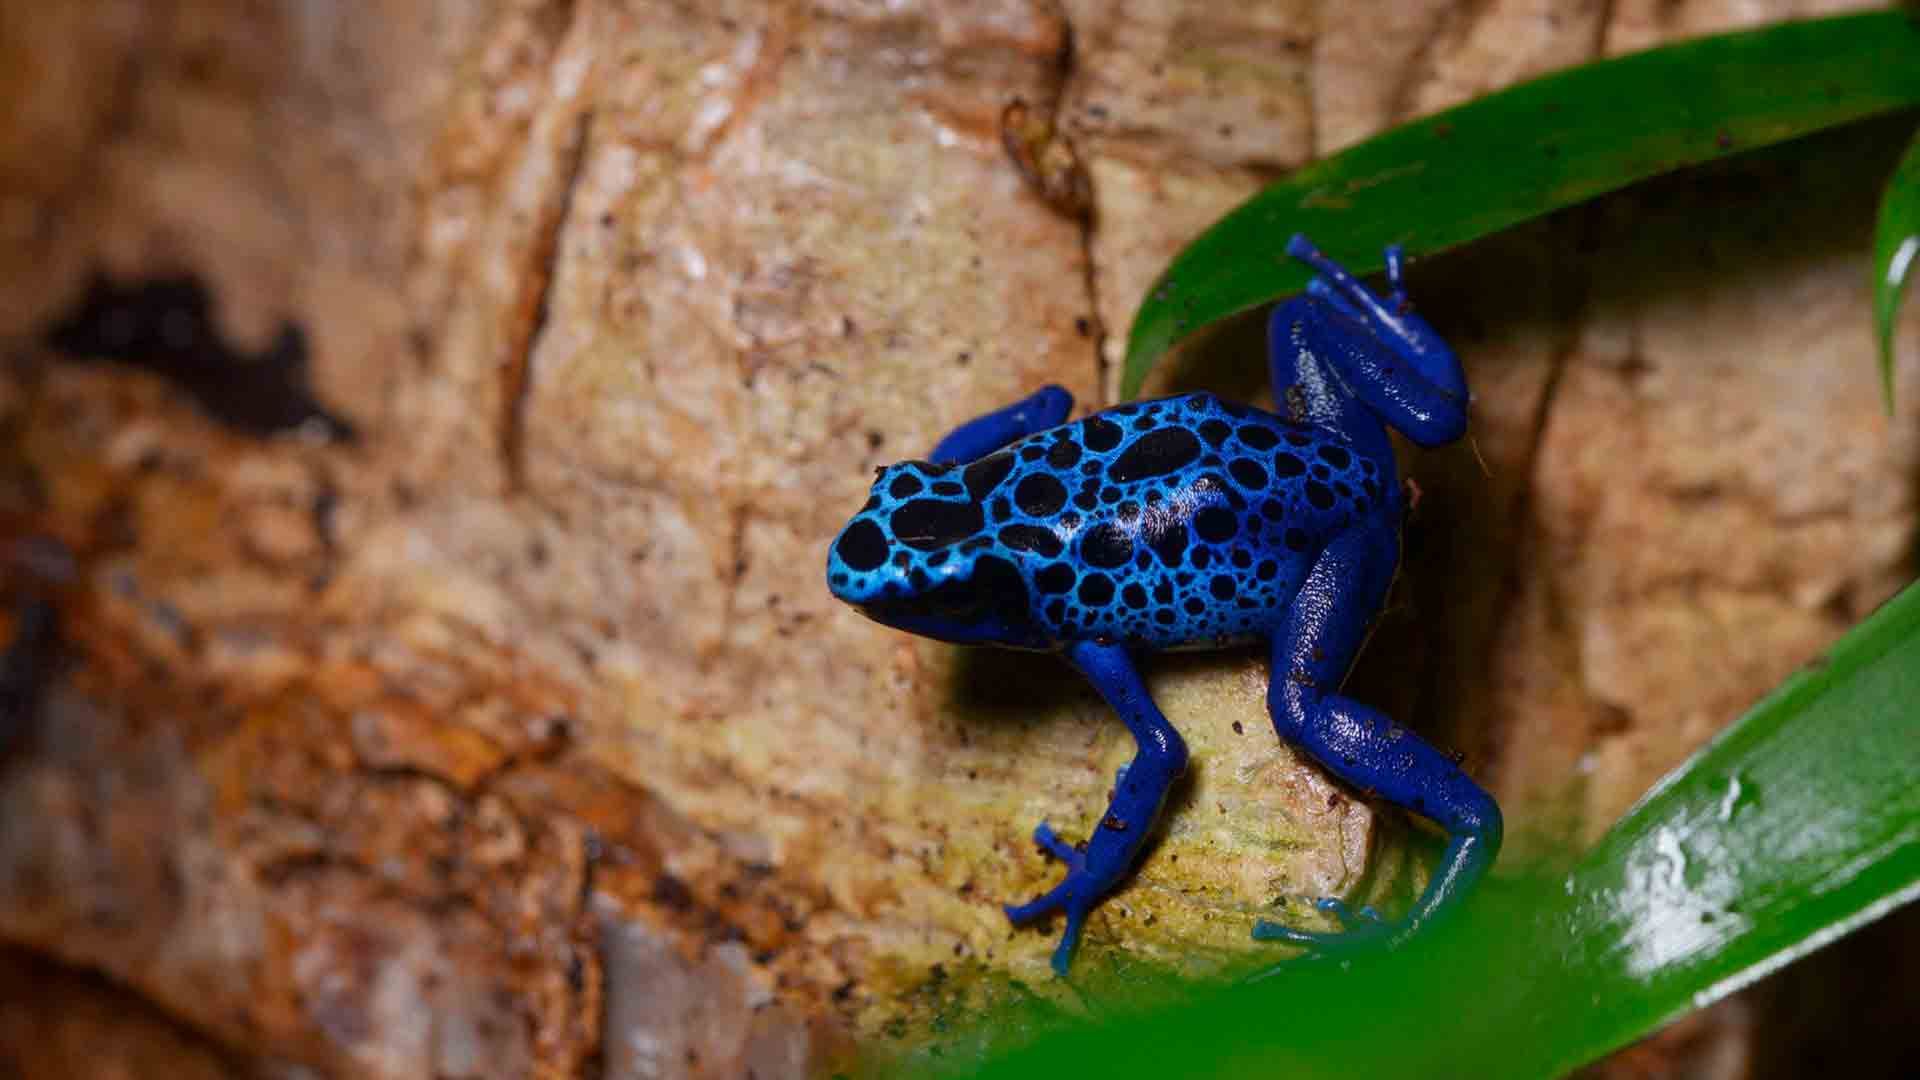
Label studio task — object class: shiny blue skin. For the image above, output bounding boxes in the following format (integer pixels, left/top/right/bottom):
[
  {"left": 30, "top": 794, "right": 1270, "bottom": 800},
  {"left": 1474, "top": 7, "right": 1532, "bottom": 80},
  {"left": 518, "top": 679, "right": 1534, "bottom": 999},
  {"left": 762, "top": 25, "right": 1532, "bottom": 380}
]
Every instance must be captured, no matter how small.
[{"left": 827, "top": 235, "right": 1502, "bottom": 975}]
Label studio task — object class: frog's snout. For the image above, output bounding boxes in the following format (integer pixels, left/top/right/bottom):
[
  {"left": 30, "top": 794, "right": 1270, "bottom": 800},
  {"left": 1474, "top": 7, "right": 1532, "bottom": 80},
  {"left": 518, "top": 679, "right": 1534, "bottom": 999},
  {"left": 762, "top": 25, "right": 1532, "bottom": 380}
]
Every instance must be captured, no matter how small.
[
  {"left": 827, "top": 513, "right": 899, "bottom": 605},
  {"left": 830, "top": 458, "right": 984, "bottom": 610}
]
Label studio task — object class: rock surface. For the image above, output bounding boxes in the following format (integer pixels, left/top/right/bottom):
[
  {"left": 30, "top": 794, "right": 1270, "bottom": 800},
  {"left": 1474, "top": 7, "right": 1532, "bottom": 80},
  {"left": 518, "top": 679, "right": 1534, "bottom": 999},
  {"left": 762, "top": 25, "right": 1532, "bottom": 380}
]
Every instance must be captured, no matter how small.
[{"left": 0, "top": 0, "right": 1911, "bottom": 1076}]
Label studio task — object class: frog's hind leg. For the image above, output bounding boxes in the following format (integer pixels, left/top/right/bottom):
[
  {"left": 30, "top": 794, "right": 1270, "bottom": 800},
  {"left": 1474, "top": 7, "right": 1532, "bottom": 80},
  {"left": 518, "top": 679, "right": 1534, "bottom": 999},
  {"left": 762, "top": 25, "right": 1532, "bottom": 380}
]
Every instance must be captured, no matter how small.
[
  {"left": 1005, "top": 640, "right": 1189, "bottom": 974},
  {"left": 1253, "top": 527, "right": 1502, "bottom": 952},
  {"left": 1282, "top": 235, "right": 1468, "bottom": 448},
  {"left": 929, "top": 384, "right": 1073, "bottom": 464}
]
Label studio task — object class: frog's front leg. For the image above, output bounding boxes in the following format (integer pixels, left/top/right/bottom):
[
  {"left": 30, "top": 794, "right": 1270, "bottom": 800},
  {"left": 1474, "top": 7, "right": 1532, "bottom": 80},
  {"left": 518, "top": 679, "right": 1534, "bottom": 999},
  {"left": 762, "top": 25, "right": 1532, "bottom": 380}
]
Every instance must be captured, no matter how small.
[
  {"left": 929, "top": 384, "right": 1072, "bottom": 464},
  {"left": 1005, "top": 640, "right": 1189, "bottom": 975},
  {"left": 1253, "top": 527, "right": 1502, "bottom": 952}
]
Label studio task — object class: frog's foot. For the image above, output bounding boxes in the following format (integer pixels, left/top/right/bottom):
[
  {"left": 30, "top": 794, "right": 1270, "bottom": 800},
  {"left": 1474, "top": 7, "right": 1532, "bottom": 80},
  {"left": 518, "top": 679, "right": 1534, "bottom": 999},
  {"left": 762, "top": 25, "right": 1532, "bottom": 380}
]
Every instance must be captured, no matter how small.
[
  {"left": 1250, "top": 909, "right": 1409, "bottom": 954},
  {"left": 1003, "top": 823, "right": 1100, "bottom": 975},
  {"left": 1288, "top": 234, "right": 1408, "bottom": 323},
  {"left": 1251, "top": 895, "right": 1397, "bottom": 952},
  {"left": 1313, "top": 896, "right": 1383, "bottom": 927},
  {"left": 1304, "top": 275, "right": 1367, "bottom": 322}
]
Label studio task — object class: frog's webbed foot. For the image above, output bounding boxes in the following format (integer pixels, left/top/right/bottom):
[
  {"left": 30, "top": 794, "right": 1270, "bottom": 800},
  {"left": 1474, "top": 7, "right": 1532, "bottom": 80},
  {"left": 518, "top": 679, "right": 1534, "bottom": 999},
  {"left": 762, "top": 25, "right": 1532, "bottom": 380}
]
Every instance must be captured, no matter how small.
[
  {"left": 1252, "top": 920, "right": 1404, "bottom": 952},
  {"left": 1251, "top": 898, "right": 1405, "bottom": 954},
  {"left": 1312, "top": 895, "right": 1383, "bottom": 927}
]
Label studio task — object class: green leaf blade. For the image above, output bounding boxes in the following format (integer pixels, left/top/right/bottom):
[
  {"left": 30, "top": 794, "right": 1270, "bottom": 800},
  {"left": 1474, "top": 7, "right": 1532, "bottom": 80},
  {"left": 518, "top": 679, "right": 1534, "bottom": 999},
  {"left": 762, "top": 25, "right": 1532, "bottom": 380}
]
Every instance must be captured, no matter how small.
[
  {"left": 1873, "top": 127, "right": 1920, "bottom": 409},
  {"left": 1537, "top": 582, "right": 1920, "bottom": 1073},
  {"left": 1123, "top": 11, "right": 1920, "bottom": 399}
]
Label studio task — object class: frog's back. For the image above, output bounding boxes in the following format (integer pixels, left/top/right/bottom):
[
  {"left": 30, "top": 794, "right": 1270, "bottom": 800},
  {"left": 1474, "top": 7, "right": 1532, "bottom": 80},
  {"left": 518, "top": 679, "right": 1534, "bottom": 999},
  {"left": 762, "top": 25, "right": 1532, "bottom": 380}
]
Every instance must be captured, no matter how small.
[{"left": 971, "top": 392, "right": 1394, "bottom": 650}]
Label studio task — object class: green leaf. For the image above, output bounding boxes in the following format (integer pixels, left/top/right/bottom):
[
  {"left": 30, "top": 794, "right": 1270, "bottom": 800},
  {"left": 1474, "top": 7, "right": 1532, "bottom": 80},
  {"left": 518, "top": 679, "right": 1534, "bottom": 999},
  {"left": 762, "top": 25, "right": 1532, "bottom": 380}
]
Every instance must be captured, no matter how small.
[
  {"left": 1536, "top": 579, "right": 1920, "bottom": 1073},
  {"left": 1122, "top": 11, "right": 1920, "bottom": 399},
  {"left": 1872, "top": 126, "right": 1920, "bottom": 409},
  {"left": 966, "top": 583, "right": 1920, "bottom": 1078}
]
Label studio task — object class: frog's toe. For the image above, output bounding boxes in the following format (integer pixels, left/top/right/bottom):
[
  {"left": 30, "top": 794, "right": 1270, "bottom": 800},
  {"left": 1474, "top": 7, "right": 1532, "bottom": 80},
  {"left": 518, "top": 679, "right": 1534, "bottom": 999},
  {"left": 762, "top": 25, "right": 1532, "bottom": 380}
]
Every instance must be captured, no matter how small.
[
  {"left": 1006, "top": 828, "right": 1106, "bottom": 974},
  {"left": 1030, "top": 821, "right": 1083, "bottom": 865},
  {"left": 1003, "top": 826, "right": 1084, "bottom": 923},
  {"left": 1003, "top": 876, "right": 1096, "bottom": 975},
  {"left": 1004, "top": 880, "right": 1069, "bottom": 925},
  {"left": 1247, "top": 896, "right": 1382, "bottom": 948},
  {"left": 1251, "top": 915, "right": 1404, "bottom": 954},
  {"left": 1312, "top": 896, "right": 1383, "bottom": 928},
  {"left": 1004, "top": 881, "right": 1092, "bottom": 975}
]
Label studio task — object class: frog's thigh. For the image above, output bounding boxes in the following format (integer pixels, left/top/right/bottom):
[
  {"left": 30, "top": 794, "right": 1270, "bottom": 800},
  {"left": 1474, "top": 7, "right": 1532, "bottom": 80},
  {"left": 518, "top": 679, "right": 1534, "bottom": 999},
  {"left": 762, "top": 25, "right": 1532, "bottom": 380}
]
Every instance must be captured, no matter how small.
[
  {"left": 1267, "top": 525, "right": 1500, "bottom": 856},
  {"left": 1267, "top": 524, "right": 1396, "bottom": 721}
]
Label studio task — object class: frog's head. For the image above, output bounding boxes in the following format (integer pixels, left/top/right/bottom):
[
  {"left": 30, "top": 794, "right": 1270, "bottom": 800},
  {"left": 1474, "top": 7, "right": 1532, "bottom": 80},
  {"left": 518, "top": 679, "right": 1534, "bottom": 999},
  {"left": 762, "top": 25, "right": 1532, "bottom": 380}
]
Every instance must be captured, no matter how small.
[{"left": 826, "top": 456, "right": 1041, "bottom": 647}]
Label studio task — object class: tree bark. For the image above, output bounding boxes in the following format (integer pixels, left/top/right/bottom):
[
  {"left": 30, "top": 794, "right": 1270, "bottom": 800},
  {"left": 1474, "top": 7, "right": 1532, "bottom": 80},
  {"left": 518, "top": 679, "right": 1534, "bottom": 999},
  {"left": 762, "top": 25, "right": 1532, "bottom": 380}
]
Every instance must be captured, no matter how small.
[{"left": 0, "top": 0, "right": 1911, "bottom": 1076}]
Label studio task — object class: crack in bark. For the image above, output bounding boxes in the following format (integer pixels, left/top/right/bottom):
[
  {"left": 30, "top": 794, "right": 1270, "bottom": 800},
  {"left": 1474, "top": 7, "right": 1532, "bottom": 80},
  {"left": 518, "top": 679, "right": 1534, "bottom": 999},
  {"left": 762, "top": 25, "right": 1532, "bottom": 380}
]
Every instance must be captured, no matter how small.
[
  {"left": 1517, "top": 337, "right": 1576, "bottom": 535},
  {"left": 1474, "top": 217, "right": 1597, "bottom": 804},
  {"left": 1303, "top": 12, "right": 1321, "bottom": 163},
  {"left": 502, "top": 108, "right": 594, "bottom": 494},
  {"left": 683, "top": 7, "right": 793, "bottom": 163},
  {"left": 1591, "top": 0, "right": 1618, "bottom": 58},
  {"left": 1047, "top": 5, "right": 1110, "bottom": 403},
  {"left": 714, "top": 503, "right": 754, "bottom": 663}
]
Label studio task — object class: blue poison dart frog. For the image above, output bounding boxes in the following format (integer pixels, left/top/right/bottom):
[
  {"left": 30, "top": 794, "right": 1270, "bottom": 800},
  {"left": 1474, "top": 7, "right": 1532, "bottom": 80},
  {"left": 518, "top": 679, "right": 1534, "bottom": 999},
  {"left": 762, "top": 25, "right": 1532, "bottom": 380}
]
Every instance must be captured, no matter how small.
[{"left": 826, "top": 235, "right": 1502, "bottom": 975}]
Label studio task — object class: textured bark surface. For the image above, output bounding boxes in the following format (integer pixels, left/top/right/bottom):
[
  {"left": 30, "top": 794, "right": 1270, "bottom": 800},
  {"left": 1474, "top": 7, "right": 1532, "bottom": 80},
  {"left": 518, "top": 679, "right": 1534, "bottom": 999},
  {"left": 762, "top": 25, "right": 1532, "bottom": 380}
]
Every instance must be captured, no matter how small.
[
  {"left": 0, "top": 0, "right": 1913, "bottom": 1076},
  {"left": 0, "top": 947, "right": 240, "bottom": 1079}
]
